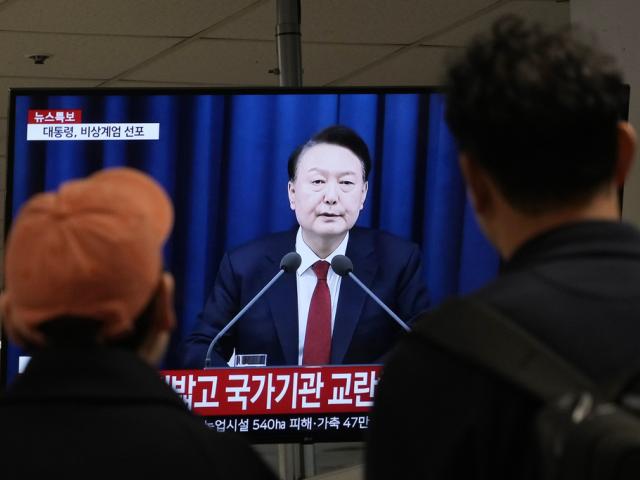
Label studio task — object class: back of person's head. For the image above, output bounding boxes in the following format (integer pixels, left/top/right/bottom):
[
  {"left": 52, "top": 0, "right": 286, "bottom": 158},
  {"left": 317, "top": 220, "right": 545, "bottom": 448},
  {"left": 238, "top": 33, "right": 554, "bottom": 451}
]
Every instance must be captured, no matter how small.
[
  {"left": 445, "top": 15, "right": 628, "bottom": 214},
  {"left": 0, "top": 167, "right": 175, "bottom": 359},
  {"left": 288, "top": 124, "right": 372, "bottom": 181}
]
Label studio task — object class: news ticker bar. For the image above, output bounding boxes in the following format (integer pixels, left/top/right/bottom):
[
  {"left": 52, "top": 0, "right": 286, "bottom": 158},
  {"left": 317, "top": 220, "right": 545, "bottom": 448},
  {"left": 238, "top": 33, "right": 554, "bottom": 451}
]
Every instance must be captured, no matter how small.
[
  {"left": 26, "top": 123, "right": 160, "bottom": 141},
  {"left": 202, "top": 413, "right": 371, "bottom": 442},
  {"left": 161, "top": 365, "right": 382, "bottom": 416}
]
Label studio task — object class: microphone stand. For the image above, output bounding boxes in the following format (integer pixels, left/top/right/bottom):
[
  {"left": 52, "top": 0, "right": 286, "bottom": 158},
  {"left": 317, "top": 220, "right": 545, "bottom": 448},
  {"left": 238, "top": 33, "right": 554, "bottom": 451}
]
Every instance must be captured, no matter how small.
[
  {"left": 203, "top": 252, "right": 300, "bottom": 369},
  {"left": 204, "top": 270, "right": 286, "bottom": 368},
  {"left": 331, "top": 254, "right": 411, "bottom": 333},
  {"left": 346, "top": 272, "right": 411, "bottom": 332}
]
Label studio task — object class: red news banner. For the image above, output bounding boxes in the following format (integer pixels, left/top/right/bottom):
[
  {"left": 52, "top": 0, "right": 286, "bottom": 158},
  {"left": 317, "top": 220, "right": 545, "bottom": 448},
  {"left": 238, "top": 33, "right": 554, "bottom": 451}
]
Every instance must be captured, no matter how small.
[
  {"left": 28, "top": 109, "right": 82, "bottom": 123},
  {"left": 161, "top": 365, "right": 381, "bottom": 416}
]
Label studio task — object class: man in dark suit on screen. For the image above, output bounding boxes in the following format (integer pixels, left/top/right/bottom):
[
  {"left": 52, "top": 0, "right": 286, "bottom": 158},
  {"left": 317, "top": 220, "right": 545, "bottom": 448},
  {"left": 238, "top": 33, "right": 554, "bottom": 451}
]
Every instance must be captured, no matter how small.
[{"left": 180, "top": 125, "right": 430, "bottom": 368}]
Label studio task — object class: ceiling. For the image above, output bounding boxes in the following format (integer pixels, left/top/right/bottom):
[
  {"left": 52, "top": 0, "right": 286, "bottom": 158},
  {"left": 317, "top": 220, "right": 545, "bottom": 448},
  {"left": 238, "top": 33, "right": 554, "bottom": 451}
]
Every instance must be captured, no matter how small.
[
  {"left": 0, "top": 0, "right": 570, "bottom": 229},
  {"left": 0, "top": 0, "right": 570, "bottom": 106}
]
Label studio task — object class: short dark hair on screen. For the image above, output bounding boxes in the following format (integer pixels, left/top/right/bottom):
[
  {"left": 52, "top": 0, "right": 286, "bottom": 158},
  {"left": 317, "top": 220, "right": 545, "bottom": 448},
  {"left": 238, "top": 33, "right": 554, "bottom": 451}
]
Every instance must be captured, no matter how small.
[
  {"left": 445, "top": 15, "right": 627, "bottom": 214},
  {"left": 288, "top": 125, "right": 372, "bottom": 181}
]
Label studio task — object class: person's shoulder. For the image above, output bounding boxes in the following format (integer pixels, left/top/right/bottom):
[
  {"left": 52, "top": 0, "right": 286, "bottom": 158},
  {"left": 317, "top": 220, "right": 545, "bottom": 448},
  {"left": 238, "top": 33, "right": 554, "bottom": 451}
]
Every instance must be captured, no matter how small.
[
  {"left": 200, "top": 430, "right": 278, "bottom": 479},
  {"left": 227, "top": 230, "right": 296, "bottom": 260},
  {"left": 350, "top": 226, "right": 419, "bottom": 251},
  {"left": 150, "top": 411, "right": 277, "bottom": 478},
  {"left": 381, "top": 299, "right": 480, "bottom": 384},
  {"left": 387, "top": 295, "right": 504, "bottom": 380},
  {"left": 233, "top": 230, "right": 295, "bottom": 252}
]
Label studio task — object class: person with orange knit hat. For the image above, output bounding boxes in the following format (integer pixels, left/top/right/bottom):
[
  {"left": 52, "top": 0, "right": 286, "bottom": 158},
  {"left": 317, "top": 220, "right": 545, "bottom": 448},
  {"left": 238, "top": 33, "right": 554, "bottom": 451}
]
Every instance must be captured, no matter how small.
[{"left": 0, "top": 167, "right": 276, "bottom": 480}]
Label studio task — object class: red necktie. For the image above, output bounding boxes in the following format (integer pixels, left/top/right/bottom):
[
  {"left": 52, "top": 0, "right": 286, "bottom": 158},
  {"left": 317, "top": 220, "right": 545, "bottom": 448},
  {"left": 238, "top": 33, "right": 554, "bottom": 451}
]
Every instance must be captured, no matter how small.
[{"left": 303, "top": 260, "right": 331, "bottom": 365}]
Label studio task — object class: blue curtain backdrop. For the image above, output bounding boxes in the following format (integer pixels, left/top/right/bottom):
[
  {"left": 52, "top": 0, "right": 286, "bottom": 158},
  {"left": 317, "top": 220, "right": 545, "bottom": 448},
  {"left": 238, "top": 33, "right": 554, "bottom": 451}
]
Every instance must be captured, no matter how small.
[{"left": 6, "top": 90, "right": 499, "bottom": 378}]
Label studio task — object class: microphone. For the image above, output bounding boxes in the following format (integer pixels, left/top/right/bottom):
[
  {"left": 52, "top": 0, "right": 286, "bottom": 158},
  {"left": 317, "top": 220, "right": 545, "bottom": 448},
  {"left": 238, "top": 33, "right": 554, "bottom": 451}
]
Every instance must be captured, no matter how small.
[
  {"left": 204, "top": 252, "right": 301, "bottom": 368},
  {"left": 331, "top": 254, "right": 411, "bottom": 332}
]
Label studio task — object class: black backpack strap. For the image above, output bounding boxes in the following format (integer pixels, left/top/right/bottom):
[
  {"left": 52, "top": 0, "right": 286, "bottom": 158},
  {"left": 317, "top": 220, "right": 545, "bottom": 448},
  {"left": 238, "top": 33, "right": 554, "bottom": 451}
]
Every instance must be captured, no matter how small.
[
  {"left": 412, "top": 298, "right": 595, "bottom": 401},
  {"left": 601, "top": 367, "right": 640, "bottom": 403}
]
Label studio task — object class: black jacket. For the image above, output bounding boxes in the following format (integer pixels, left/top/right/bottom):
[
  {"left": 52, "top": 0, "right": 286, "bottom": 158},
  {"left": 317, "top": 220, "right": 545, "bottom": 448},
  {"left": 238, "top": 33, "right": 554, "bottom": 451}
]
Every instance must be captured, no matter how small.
[
  {"left": 0, "top": 346, "right": 277, "bottom": 480},
  {"left": 366, "top": 221, "right": 640, "bottom": 480}
]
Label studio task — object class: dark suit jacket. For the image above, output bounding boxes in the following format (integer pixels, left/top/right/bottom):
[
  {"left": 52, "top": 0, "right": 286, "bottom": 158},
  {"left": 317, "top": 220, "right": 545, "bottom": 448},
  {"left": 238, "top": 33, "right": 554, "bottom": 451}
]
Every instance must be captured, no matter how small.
[
  {"left": 0, "top": 347, "right": 277, "bottom": 480},
  {"left": 366, "top": 221, "right": 640, "bottom": 480},
  {"left": 180, "top": 227, "right": 430, "bottom": 368}
]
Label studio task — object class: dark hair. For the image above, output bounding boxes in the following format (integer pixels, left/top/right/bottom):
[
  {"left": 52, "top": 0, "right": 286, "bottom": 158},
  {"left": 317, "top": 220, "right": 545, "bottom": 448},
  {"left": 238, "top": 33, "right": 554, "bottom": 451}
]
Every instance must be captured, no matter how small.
[
  {"left": 287, "top": 125, "right": 372, "bottom": 181},
  {"left": 37, "top": 289, "right": 157, "bottom": 350},
  {"left": 445, "top": 15, "right": 627, "bottom": 214}
]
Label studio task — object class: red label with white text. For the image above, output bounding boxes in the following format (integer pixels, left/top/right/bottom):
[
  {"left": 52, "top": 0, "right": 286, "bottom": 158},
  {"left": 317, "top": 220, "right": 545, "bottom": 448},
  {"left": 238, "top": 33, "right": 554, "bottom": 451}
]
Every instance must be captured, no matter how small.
[
  {"left": 161, "top": 365, "right": 381, "bottom": 416},
  {"left": 28, "top": 109, "right": 82, "bottom": 124}
]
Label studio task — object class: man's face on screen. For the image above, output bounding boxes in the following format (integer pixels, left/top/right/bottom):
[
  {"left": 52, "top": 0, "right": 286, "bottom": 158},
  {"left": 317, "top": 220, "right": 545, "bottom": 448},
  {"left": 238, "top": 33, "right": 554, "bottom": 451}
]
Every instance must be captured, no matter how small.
[{"left": 288, "top": 143, "right": 368, "bottom": 245}]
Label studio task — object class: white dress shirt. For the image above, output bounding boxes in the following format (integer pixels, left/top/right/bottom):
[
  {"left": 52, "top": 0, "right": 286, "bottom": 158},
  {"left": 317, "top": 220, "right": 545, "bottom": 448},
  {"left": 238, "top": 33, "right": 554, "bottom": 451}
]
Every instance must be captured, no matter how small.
[{"left": 295, "top": 227, "right": 348, "bottom": 365}]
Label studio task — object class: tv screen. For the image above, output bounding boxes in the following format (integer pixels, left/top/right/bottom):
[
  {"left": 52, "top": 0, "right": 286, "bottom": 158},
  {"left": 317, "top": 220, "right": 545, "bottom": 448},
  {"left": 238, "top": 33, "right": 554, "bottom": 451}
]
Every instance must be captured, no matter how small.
[{"left": 2, "top": 87, "right": 499, "bottom": 441}]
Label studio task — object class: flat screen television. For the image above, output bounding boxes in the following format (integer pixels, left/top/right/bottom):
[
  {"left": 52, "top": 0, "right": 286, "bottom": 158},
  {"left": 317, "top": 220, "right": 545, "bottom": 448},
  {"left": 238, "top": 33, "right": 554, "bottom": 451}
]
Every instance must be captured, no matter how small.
[{"left": 2, "top": 87, "right": 500, "bottom": 441}]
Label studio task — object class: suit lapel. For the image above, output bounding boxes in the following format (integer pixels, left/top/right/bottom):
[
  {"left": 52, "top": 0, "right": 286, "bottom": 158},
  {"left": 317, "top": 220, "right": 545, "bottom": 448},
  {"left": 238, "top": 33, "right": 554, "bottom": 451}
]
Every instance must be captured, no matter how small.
[
  {"left": 265, "top": 231, "right": 299, "bottom": 365},
  {"left": 331, "top": 229, "right": 377, "bottom": 364}
]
